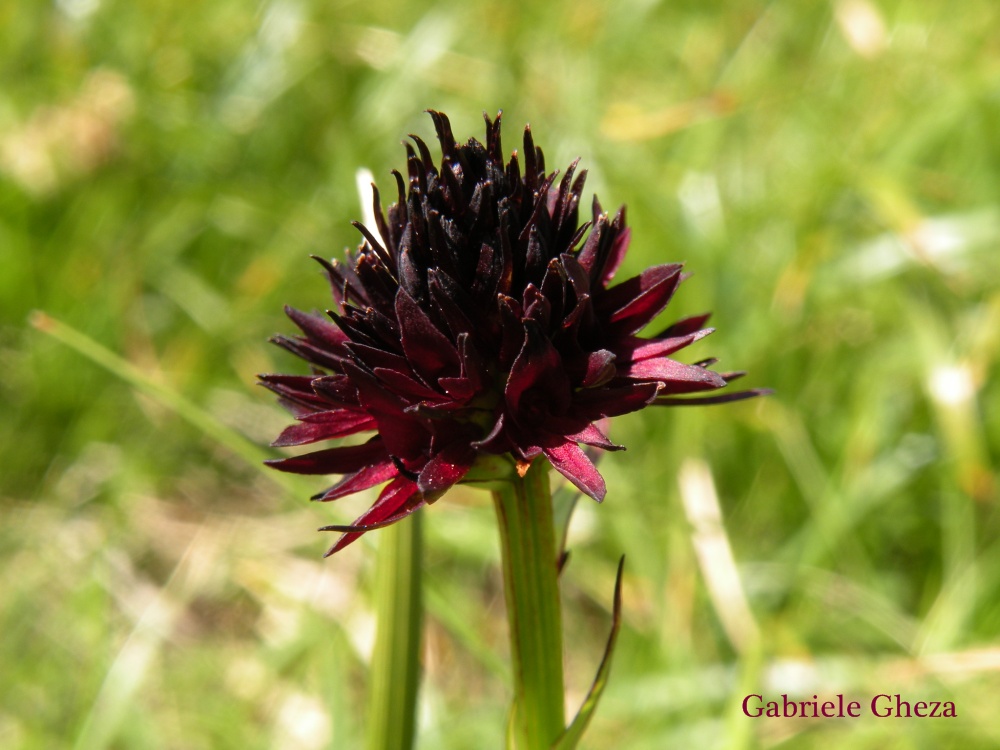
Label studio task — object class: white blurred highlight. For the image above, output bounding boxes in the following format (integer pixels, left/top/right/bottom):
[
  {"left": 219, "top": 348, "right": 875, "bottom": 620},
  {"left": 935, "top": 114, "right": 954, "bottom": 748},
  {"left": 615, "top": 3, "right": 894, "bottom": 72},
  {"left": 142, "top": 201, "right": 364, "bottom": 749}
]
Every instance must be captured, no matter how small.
[
  {"left": 678, "top": 458, "right": 760, "bottom": 655},
  {"left": 835, "top": 0, "right": 887, "bottom": 58},
  {"left": 928, "top": 364, "right": 975, "bottom": 407},
  {"left": 356, "top": 167, "right": 379, "bottom": 233}
]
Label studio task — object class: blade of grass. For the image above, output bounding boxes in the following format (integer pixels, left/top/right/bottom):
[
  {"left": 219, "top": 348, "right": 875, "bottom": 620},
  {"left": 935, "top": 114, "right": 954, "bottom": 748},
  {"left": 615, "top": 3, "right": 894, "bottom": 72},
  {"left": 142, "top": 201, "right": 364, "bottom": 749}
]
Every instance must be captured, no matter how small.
[
  {"left": 366, "top": 513, "right": 422, "bottom": 750},
  {"left": 29, "top": 311, "right": 297, "bottom": 490}
]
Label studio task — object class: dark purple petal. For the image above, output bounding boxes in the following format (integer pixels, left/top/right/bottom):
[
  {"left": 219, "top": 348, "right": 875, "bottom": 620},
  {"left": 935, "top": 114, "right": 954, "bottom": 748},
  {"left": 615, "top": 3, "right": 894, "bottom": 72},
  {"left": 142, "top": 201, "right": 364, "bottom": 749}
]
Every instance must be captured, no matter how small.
[
  {"left": 428, "top": 269, "right": 477, "bottom": 338},
  {"left": 566, "top": 423, "right": 624, "bottom": 452},
  {"left": 657, "top": 313, "right": 712, "bottom": 338},
  {"left": 270, "top": 334, "right": 346, "bottom": 373},
  {"left": 395, "top": 289, "right": 460, "bottom": 381},
  {"left": 265, "top": 437, "right": 389, "bottom": 475},
  {"left": 310, "top": 374, "right": 361, "bottom": 408},
  {"left": 613, "top": 329, "right": 714, "bottom": 362},
  {"left": 343, "top": 361, "right": 429, "bottom": 459},
  {"left": 579, "top": 349, "right": 617, "bottom": 387},
  {"left": 597, "top": 216, "right": 630, "bottom": 288},
  {"left": 322, "top": 478, "right": 424, "bottom": 554},
  {"left": 497, "top": 295, "right": 524, "bottom": 370},
  {"left": 655, "top": 387, "right": 774, "bottom": 406},
  {"left": 571, "top": 383, "right": 661, "bottom": 421},
  {"left": 285, "top": 306, "right": 350, "bottom": 349},
  {"left": 617, "top": 358, "right": 727, "bottom": 389},
  {"left": 259, "top": 374, "right": 331, "bottom": 413},
  {"left": 271, "top": 410, "right": 377, "bottom": 447},
  {"left": 345, "top": 343, "right": 411, "bottom": 374},
  {"left": 417, "top": 441, "right": 477, "bottom": 495},
  {"left": 373, "top": 367, "right": 443, "bottom": 401},
  {"left": 543, "top": 441, "right": 607, "bottom": 502},
  {"left": 505, "top": 320, "right": 571, "bottom": 418},
  {"left": 596, "top": 264, "right": 684, "bottom": 335},
  {"left": 313, "top": 461, "right": 399, "bottom": 501}
]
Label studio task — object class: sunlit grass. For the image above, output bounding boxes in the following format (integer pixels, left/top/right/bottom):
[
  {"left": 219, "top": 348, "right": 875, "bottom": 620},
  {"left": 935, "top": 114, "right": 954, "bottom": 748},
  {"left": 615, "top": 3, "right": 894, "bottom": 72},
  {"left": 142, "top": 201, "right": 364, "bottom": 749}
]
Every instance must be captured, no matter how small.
[{"left": 3, "top": 0, "right": 1000, "bottom": 747}]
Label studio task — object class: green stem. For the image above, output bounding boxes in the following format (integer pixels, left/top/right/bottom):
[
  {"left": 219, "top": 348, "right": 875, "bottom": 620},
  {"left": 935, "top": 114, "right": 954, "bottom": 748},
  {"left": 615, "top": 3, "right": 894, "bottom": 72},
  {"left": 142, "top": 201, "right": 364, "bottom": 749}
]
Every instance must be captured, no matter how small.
[
  {"left": 366, "top": 513, "right": 422, "bottom": 750},
  {"left": 493, "top": 460, "right": 565, "bottom": 749}
]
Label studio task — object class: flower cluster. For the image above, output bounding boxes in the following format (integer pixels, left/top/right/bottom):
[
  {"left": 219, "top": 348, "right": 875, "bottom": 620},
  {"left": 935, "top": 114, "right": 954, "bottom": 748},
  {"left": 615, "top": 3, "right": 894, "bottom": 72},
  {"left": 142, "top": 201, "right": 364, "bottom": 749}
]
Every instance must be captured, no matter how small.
[{"left": 262, "top": 111, "right": 763, "bottom": 554}]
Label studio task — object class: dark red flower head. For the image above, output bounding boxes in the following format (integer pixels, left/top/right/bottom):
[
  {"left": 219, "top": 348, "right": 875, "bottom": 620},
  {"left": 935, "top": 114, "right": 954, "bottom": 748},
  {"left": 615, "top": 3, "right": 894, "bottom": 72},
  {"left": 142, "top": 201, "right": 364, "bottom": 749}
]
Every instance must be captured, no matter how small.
[{"left": 262, "top": 111, "right": 765, "bottom": 554}]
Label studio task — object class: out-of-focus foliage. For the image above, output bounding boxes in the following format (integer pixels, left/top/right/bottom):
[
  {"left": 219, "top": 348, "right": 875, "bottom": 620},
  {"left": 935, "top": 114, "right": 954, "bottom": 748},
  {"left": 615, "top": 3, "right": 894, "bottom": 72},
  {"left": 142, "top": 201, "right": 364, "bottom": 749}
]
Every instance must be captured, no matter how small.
[{"left": 2, "top": 0, "right": 999, "bottom": 747}]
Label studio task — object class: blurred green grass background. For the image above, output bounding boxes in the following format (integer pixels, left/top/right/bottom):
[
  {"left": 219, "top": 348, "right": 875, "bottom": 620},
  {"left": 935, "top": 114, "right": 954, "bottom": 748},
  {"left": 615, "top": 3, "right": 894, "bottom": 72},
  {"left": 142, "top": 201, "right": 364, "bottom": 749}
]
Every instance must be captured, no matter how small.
[{"left": 3, "top": 0, "right": 1000, "bottom": 747}]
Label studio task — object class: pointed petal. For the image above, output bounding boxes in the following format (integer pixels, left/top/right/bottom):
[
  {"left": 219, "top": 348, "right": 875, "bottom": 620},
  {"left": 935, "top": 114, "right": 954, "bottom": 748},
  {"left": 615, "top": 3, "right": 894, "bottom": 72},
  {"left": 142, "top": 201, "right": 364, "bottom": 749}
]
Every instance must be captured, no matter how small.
[
  {"left": 617, "top": 358, "right": 727, "bottom": 389},
  {"left": 395, "top": 289, "right": 460, "bottom": 381},
  {"left": 613, "top": 329, "right": 714, "bottom": 362},
  {"left": 566, "top": 423, "right": 624, "bottom": 452},
  {"left": 271, "top": 410, "right": 377, "bottom": 447},
  {"left": 596, "top": 216, "right": 630, "bottom": 288},
  {"left": 310, "top": 374, "right": 362, "bottom": 408},
  {"left": 285, "top": 306, "right": 350, "bottom": 349},
  {"left": 657, "top": 313, "right": 712, "bottom": 338},
  {"left": 655, "top": 388, "right": 774, "bottom": 406},
  {"left": 579, "top": 349, "right": 617, "bottom": 387},
  {"left": 417, "top": 442, "right": 476, "bottom": 495},
  {"left": 322, "top": 478, "right": 424, "bottom": 554},
  {"left": 505, "top": 320, "right": 571, "bottom": 417},
  {"left": 343, "top": 361, "right": 429, "bottom": 459},
  {"left": 543, "top": 441, "right": 607, "bottom": 502},
  {"left": 259, "top": 374, "right": 331, "bottom": 412},
  {"left": 571, "top": 383, "right": 661, "bottom": 420},
  {"left": 313, "top": 461, "right": 398, "bottom": 501},
  {"left": 270, "top": 334, "right": 346, "bottom": 372},
  {"left": 265, "top": 438, "right": 389, "bottom": 475},
  {"left": 596, "top": 264, "right": 684, "bottom": 335}
]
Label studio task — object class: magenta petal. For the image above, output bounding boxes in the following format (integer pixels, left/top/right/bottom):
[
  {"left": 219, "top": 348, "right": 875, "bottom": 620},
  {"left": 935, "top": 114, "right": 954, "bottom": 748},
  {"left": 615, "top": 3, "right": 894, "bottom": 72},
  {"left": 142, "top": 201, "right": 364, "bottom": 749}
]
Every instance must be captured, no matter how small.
[
  {"left": 324, "top": 478, "right": 424, "bottom": 554},
  {"left": 613, "top": 329, "right": 715, "bottom": 362},
  {"left": 417, "top": 442, "right": 476, "bottom": 495},
  {"left": 597, "top": 219, "right": 630, "bottom": 288},
  {"left": 655, "top": 387, "right": 774, "bottom": 406},
  {"left": 265, "top": 438, "right": 389, "bottom": 475},
  {"left": 657, "top": 313, "right": 712, "bottom": 338},
  {"left": 571, "top": 383, "right": 661, "bottom": 420},
  {"left": 271, "top": 334, "right": 346, "bottom": 372},
  {"left": 543, "top": 441, "right": 607, "bottom": 502},
  {"left": 618, "top": 358, "right": 727, "bottom": 388},
  {"left": 271, "top": 410, "right": 377, "bottom": 447},
  {"left": 596, "top": 263, "right": 680, "bottom": 313},
  {"left": 566, "top": 423, "right": 624, "bottom": 452},
  {"left": 310, "top": 375, "right": 361, "bottom": 408},
  {"left": 314, "top": 461, "right": 398, "bottom": 501},
  {"left": 285, "top": 305, "right": 349, "bottom": 349},
  {"left": 600, "top": 264, "right": 684, "bottom": 334},
  {"left": 259, "top": 374, "right": 331, "bottom": 413}
]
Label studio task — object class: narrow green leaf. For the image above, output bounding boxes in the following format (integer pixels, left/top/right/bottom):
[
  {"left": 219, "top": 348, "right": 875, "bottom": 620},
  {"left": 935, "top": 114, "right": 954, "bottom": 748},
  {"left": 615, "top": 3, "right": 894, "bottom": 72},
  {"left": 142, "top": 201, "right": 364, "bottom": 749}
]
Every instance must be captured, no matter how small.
[
  {"left": 366, "top": 514, "right": 423, "bottom": 750},
  {"left": 506, "top": 701, "right": 519, "bottom": 750},
  {"left": 28, "top": 311, "right": 291, "bottom": 485},
  {"left": 551, "top": 556, "right": 625, "bottom": 750},
  {"left": 552, "top": 485, "right": 579, "bottom": 576}
]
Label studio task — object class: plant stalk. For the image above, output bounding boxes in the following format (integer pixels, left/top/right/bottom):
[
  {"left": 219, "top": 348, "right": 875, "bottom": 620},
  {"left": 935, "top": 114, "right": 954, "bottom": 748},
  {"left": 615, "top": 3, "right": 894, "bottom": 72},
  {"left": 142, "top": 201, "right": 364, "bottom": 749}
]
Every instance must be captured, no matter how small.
[
  {"left": 493, "top": 460, "right": 565, "bottom": 749},
  {"left": 366, "top": 513, "right": 422, "bottom": 750}
]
